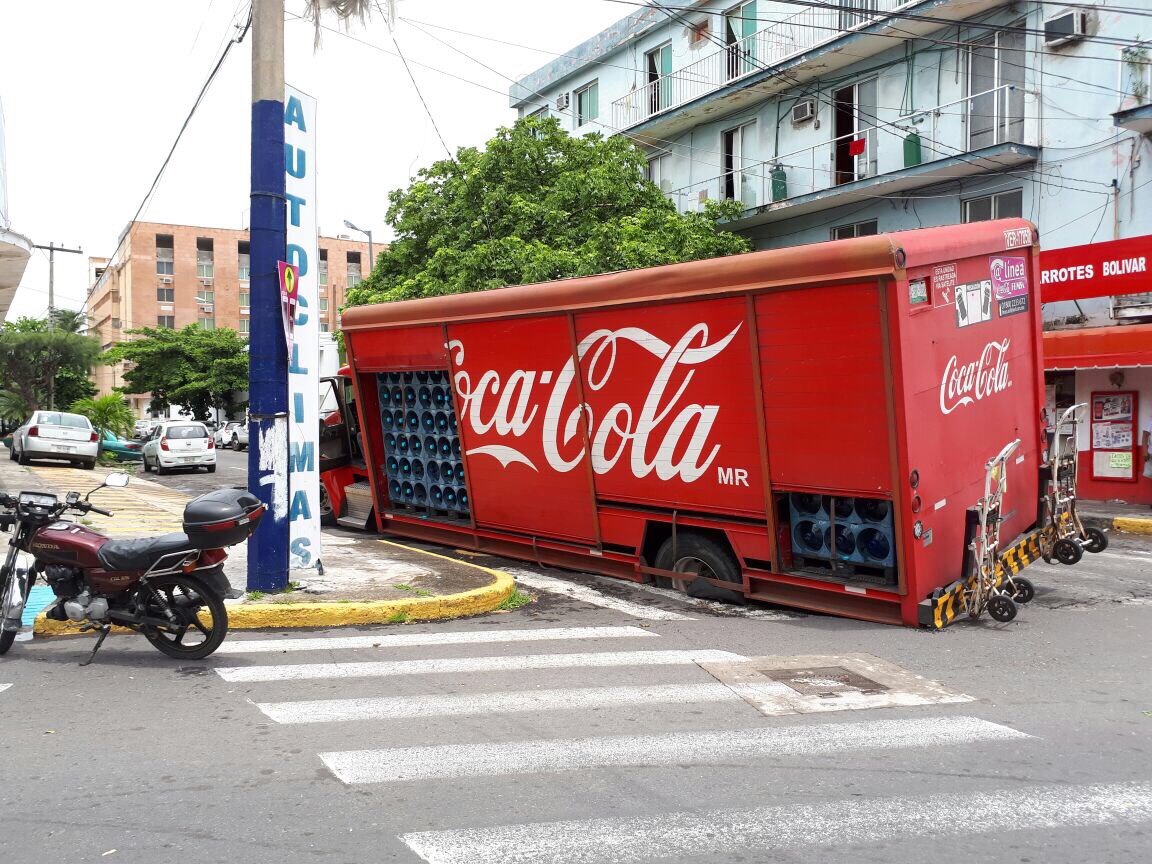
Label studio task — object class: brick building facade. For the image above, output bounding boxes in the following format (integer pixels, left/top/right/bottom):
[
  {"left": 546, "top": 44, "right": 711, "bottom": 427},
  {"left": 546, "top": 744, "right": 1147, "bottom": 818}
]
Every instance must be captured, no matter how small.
[{"left": 88, "top": 220, "right": 372, "bottom": 414}]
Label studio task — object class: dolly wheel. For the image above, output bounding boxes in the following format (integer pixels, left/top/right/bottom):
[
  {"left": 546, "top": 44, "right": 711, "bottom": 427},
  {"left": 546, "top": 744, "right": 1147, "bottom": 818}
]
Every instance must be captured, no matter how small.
[
  {"left": 1083, "top": 527, "right": 1109, "bottom": 554},
  {"left": 1053, "top": 538, "right": 1083, "bottom": 566},
  {"left": 988, "top": 595, "right": 1017, "bottom": 623},
  {"left": 1007, "top": 576, "right": 1035, "bottom": 604}
]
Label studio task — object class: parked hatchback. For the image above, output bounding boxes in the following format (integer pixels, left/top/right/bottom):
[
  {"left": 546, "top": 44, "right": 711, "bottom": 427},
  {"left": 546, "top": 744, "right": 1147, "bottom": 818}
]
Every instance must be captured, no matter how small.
[
  {"left": 141, "top": 421, "right": 216, "bottom": 475},
  {"left": 10, "top": 411, "right": 99, "bottom": 469},
  {"left": 214, "top": 421, "right": 243, "bottom": 447}
]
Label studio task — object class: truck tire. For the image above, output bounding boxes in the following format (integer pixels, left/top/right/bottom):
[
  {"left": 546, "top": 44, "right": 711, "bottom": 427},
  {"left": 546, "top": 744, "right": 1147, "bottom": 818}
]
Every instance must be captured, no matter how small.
[{"left": 654, "top": 532, "right": 741, "bottom": 588}]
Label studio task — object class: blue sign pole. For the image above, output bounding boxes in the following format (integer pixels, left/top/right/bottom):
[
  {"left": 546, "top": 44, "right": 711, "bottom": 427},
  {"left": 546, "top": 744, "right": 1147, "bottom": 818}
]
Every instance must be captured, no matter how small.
[{"left": 247, "top": 0, "right": 289, "bottom": 591}]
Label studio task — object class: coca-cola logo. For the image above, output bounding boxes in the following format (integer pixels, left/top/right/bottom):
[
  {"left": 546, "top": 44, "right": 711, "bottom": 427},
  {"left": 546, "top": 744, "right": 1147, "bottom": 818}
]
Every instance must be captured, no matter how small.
[
  {"left": 449, "top": 323, "right": 741, "bottom": 483},
  {"left": 939, "top": 338, "right": 1012, "bottom": 414}
]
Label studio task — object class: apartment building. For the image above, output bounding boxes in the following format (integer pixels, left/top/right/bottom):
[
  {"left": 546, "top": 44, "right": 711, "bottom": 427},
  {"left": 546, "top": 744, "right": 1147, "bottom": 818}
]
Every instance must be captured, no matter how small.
[
  {"left": 513, "top": 1, "right": 1152, "bottom": 502},
  {"left": 88, "top": 221, "right": 372, "bottom": 412}
]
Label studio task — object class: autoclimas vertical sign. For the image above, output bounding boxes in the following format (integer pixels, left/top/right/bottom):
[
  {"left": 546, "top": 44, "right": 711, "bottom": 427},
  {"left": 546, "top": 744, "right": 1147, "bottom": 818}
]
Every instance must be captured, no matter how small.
[{"left": 284, "top": 85, "right": 320, "bottom": 571}]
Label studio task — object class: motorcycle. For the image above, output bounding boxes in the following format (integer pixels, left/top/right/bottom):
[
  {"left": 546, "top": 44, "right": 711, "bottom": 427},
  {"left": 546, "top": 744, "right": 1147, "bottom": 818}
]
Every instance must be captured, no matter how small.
[{"left": 0, "top": 472, "right": 264, "bottom": 664}]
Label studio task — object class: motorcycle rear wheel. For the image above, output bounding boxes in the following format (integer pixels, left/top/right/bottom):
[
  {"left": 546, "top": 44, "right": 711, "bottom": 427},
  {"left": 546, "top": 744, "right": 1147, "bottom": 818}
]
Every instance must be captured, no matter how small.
[{"left": 140, "top": 574, "right": 228, "bottom": 660}]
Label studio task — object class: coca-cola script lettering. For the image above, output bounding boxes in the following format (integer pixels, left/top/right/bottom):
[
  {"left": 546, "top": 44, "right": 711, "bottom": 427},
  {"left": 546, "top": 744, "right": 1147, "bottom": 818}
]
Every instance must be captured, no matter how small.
[
  {"left": 939, "top": 338, "right": 1012, "bottom": 415},
  {"left": 449, "top": 323, "right": 741, "bottom": 483}
]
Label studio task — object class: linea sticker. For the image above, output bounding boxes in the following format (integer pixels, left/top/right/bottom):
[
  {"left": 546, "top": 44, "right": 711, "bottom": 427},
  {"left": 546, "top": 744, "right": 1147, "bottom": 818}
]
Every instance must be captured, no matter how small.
[{"left": 998, "top": 295, "right": 1029, "bottom": 318}]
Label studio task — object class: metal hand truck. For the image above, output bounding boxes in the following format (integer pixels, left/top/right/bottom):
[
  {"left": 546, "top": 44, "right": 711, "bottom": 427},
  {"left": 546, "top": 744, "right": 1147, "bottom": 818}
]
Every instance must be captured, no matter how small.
[
  {"left": 1041, "top": 403, "right": 1109, "bottom": 566},
  {"left": 964, "top": 438, "right": 1027, "bottom": 623}
]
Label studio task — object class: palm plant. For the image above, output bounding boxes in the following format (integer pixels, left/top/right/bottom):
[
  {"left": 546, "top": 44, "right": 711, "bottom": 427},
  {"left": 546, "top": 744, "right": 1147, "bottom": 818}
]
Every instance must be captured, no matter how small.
[{"left": 70, "top": 394, "right": 135, "bottom": 440}]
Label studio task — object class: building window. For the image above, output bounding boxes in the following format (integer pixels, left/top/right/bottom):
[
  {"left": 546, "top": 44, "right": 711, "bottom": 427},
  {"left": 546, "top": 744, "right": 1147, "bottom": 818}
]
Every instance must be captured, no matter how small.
[
  {"left": 725, "top": 1, "right": 757, "bottom": 80},
  {"left": 156, "top": 235, "right": 174, "bottom": 275},
  {"left": 319, "top": 298, "right": 329, "bottom": 312},
  {"left": 966, "top": 26, "right": 1025, "bottom": 149},
  {"left": 319, "top": 249, "right": 328, "bottom": 286},
  {"left": 157, "top": 286, "right": 174, "bottom": 303},
  {"left": 196, "top": 288, "right": 215, "bottom": 305},
  {"left": 646, "top": 153, "right": 672, "bottom": 193},
  {"left": 237, "top": 241, "right": 250, "bottom": 281},
  {"left": 646, "top": 43, "right": 672, "bottom": 114},
  {"left": 722, "top": 121, "right": 756, "bottom": 204},
  {"left": 833, "top": 77, "right": 878, "bottom": 186},
  {"left": 111, "top": 318, "right": 121, "bottom": 329},
  {"left": 320, "top": 321, "right": 330, "bottom": 333},
  {"left": 198, "top": 316, "right": 215, "bottom": 330},
  {"left": 962, "top": 189, "right": 1023, "bottom": 223},
  {"left": 831, "top": 219, "right": 879, "bottom": 240},
  {"left": 575, "top": 81, "right": 599, "bottom": 127},
  {"left": 347, "top": 252, "right": 362, "bottom": 288},
  {"left": 239, "top": 319, "right": 250, "bottom": 335},
  {"left": 239, "top": 290, "right": 250, "bottom": 308},
  {"left": 157, "top": 315, "right": 175, "bottom": 329},
  {"left": 196, "top": 238, "right": 214, "bottom": 280}
]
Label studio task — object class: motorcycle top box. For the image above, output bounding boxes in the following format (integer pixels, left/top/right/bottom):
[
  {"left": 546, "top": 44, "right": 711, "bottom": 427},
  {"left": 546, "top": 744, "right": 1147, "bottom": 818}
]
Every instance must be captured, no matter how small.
[{"left": 182, "top": 488, "right": 265, "bottom": 548}]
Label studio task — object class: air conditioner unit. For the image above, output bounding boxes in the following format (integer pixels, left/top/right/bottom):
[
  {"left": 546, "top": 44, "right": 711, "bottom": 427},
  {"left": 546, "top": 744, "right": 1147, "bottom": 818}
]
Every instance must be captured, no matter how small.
[
  {"left": 1044, "top": 11, "right": 1087, "bottom": 47},
  {"left": 555, "top": 93, "right": 570, "bottom": 111},
  {"left": 160, "top": 276, "right": 173, "bottom": 284},
  {"left": 792, "top": 99, "right": 816, "bottom": 124},
  {"left": 199, "top": 277, "right": 213, "bottom": 286}
]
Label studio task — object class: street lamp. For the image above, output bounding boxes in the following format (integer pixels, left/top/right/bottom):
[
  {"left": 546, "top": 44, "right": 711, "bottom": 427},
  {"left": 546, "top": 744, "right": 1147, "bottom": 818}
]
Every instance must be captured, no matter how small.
[{"left": 343, "top": 219, "right": 374, "bottom": 279}]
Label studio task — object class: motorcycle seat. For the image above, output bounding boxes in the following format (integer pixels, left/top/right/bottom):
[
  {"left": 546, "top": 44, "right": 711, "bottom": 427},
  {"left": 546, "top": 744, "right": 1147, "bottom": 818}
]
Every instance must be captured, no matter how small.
[{"left": 98, "top": 533, "right": 198, "bottom": 573}]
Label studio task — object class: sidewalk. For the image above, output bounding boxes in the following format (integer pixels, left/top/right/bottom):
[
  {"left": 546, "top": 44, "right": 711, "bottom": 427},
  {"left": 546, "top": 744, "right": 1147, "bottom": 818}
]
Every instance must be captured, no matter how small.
[
  {"left": 0, "top": 456, "right": 514, "bottom": 633},
  {"left": 1076, "top": 499, "right": 1152, "bottom": 536}
]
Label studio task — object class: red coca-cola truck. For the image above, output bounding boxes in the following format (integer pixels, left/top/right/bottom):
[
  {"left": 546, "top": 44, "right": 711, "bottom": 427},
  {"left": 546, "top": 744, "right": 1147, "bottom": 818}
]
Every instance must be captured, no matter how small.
[{"left": 334, "top": 220, "right": 1050, "bottom": 627}]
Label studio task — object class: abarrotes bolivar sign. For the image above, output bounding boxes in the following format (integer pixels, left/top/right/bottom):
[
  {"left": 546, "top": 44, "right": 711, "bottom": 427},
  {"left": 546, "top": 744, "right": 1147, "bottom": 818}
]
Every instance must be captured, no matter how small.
[{"left": 284, "top": 86, "right": 321, "bottom": 571}]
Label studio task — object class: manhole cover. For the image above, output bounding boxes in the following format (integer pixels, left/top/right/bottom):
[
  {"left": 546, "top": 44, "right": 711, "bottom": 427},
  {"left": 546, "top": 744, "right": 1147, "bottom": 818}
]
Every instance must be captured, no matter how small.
[{"left": 761, "top": 665, "right": 889, "bottom": 697}]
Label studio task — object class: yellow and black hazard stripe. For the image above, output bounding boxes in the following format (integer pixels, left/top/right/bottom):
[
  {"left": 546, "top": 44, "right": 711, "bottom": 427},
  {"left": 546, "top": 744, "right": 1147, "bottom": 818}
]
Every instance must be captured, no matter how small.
[{"left": 917, "top": 528, "right": 1045, "bottom": 630}]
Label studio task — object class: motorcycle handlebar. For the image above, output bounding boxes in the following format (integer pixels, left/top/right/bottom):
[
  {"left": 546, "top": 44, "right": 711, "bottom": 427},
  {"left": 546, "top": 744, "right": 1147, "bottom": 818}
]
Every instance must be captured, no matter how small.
[{"left": 81, "top": 503, "right": 113, "bottom": 518}]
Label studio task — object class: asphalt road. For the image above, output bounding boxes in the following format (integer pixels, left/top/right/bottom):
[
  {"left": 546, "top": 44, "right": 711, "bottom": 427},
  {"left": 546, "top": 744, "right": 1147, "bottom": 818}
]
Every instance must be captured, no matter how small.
[
  {"left": 1, "top": 516, "right": 1150, "bottom": 863},
  {"left": 136, "top": 441, "right": 250, "bottom": 496}
]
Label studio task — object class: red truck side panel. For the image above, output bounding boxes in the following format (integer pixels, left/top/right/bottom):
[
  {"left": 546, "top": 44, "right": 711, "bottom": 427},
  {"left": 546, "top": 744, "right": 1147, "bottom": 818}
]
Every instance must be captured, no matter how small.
[
  {"left": 756, "top": 281, "right": 893, "bottom": 495},
  {"left": 572, "top": 298, "right": 766, "bottom": 518},
  {"left": 447, "top": 316, "right": 599, "bottom": 543}
]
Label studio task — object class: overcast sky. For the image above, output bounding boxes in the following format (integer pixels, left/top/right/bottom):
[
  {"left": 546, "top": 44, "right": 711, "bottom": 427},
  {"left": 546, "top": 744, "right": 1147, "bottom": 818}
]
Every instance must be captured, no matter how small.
[{"left": 0, "top": 0, "right": 627, "bottom": 320}]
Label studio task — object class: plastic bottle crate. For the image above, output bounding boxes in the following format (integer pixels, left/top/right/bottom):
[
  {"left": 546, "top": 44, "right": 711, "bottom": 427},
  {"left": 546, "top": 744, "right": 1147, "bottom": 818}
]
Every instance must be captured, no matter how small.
[{"left": 376, "top": 369, "right": 471, "bottom": 520}]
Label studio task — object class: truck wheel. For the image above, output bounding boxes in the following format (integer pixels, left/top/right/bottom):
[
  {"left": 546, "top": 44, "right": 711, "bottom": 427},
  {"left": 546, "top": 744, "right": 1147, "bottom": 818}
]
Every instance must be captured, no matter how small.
[
  {"left": 1053, "top": 538, "right": 1083, "bottom": 566},
  {"left": 654, "top": 533, "right": 741, "bottom": 591},
  {"left": 1083, "top": 527, "right": 1108, "bottom": 553}
]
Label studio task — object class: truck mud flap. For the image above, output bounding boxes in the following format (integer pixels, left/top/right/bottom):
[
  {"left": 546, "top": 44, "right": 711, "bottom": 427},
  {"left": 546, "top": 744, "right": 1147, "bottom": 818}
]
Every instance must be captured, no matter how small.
[{"left": 917, "top": 530, "right": 1044, "bottom": 630}]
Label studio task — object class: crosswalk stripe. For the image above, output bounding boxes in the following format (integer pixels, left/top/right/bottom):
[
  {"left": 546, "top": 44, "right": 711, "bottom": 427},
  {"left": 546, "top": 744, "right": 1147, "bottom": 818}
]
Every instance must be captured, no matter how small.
[
  {"left": 215, "top": 649, "right": 742, "bottom": 683},
  {"left": 504, "top": 569, "right": 694, "bottom": 621},
  {"left": 400, "top": 781, "right": 1152, "bottom": 864},
  {"left": 320, "top": 715, "right": 1028, "bottom": 785},
  {"left": 213, "top": 626, "right": 657, "bottom": 655},
  {"left": 254, "top": 682, "right": 739, "bottom": 725}
]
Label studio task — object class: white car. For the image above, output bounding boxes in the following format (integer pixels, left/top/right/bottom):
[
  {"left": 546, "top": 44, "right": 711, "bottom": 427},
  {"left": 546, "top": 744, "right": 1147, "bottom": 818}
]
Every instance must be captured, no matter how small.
[
  {"left": 10, "top": 411, "right": 99, "bottom": 469},
  {"left": 141, "top": 420, "right": 217, "bottom": 475},
  {"left": 214, "top": 421, "right": 242, "bottom": 447},
  {"left": 230, "top": 424, "right": 249, "bottom": 451},
  {"left": 132, "top": 419, "right": 152, "bottom": 439}
]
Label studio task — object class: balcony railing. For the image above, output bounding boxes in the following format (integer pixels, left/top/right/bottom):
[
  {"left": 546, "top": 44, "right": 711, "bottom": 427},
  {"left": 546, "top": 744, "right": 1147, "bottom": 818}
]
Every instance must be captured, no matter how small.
[
  {"left": 611, "top": 0, "right": 904, "bottom": 129},
  {"left": 665, "top": 86, "right": 1029, "bottom": 215}
]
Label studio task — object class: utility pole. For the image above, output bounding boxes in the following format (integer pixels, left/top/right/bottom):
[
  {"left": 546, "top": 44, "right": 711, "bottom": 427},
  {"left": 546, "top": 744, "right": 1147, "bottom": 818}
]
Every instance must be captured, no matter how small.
[
  {"left": 32, "top": 241, "right": 83, "bottom": 410},
  {"left": 248, "top": 0, "right": 289, "bottom": 591}
]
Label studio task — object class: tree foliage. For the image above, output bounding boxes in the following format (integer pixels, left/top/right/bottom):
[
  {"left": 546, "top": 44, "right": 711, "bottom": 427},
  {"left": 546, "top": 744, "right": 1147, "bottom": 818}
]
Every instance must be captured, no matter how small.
[
  {"left": 71, "top": 394, "right": 136, "bottom": 439},
  {"left": 100, "top": 325, "right": 249, "bottom": 421},
  {"left": 0, "top": 313, "right": 100, "bottom": 415},
  {"left": 346, "top": 116, "right": 750, "bottom": 306}
]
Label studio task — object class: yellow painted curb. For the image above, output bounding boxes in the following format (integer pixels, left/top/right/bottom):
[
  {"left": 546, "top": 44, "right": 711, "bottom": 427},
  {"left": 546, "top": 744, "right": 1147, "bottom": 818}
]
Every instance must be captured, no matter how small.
[
  {"left": 34, "top": 539, "right": 516, "bottom": 635},
  {"left": 1113, "top": 516, "right": 1152, "bottom": 536}
]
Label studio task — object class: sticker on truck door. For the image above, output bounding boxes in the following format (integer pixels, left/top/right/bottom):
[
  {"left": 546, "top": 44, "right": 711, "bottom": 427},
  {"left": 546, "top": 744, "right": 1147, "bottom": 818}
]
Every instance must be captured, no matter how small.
[{"left": 954, "top": 280, "right": 993, "bottom": 328}]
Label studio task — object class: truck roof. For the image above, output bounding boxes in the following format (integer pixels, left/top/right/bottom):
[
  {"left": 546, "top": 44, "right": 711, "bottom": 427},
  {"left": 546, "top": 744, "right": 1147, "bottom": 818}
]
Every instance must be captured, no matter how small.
[{"left": 342, "top": 219, "right": 1037, "bottom": 331}]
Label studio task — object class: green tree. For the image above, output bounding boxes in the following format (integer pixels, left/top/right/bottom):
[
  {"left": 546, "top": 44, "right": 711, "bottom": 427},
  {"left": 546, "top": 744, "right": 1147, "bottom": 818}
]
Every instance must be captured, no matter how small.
[
  {"left": 347, "top": 116, "right": 749, "bottom": 306},
  {"left": 70, "top": 394, "right": 135, "bottom": 440},
  {"left": 0, "top": 316, "right": 100, "bottom": 413},
  {"left": 99, "top": 325, "right": 249, "bottom": 422}
]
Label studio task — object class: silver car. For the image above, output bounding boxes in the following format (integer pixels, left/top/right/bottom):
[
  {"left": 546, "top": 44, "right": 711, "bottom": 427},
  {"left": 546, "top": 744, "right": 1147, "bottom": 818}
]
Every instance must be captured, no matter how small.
[
  {"left": 230, "top": 423, "right": 249, "bottom": 451},
  {"left": 10, "top": 411, "right": 99, "bottom": 469}
]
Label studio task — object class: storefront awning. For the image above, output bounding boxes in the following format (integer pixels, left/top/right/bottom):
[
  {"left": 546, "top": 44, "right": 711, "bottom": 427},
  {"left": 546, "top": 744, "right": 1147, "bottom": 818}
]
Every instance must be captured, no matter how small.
[{"left": 1043, "top": 323, "right": 1152, "bottom": 370}]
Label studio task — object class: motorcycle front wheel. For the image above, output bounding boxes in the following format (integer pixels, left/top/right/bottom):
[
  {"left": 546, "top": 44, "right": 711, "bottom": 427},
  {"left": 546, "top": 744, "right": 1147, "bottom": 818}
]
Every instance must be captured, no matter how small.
[
  {"left": 0, "top": 565, "right": 32, "bottom": 656},
  {"left": 139, "top": 574, "right": 228, "bottom": 660}
]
